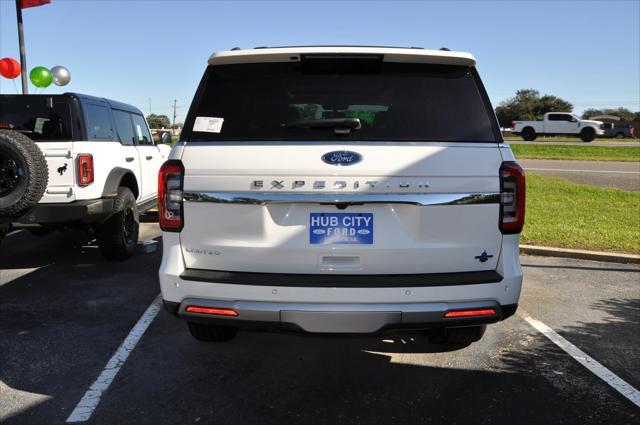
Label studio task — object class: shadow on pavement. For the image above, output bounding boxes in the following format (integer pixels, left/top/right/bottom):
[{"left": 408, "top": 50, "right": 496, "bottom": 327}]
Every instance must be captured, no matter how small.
[
  {"left": 88, "top": 299, "right": 639, "bottom": 425},
  {"left": 0, "top": 228, "right": 162, "bottom": 424},
  {"left": 1, "top": 230, "right": 639, "bottom": 424}
]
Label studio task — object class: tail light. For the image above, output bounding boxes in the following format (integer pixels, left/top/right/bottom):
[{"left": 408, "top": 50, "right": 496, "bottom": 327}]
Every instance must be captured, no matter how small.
[
  {"left": 511, "top": 121, "right": 516, "bottom": 129},
  {"left": 158, "top": 160, "right": 184, "bottom": 232},
  {"left": 185, "top": 306, "right": 239, "bottom": 316},
  {"left": 444, "top": 308, "right": 496, "bottom": 318},
  {"left": 77, "top": 154, "right": 94, "bottom": 186},
  {"left": 499, "top": 161, "right": 525, "bottom": 234}
]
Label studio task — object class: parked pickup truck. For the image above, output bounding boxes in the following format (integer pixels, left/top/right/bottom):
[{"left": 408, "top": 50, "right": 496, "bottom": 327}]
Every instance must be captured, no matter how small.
[{"left": 512, "top": 112, "right": 604, "bottom": 142}]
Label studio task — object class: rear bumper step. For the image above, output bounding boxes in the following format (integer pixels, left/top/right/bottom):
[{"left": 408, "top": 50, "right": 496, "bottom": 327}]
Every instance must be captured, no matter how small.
[
  {"left": 5, "top": 198, "right": 115, "bottom": 225},
  {"left": 179, "top": 269, "right": 503, "bottom": 288},
  {"left": 167, "top": 297, "right": 517, "bottom": 333}
]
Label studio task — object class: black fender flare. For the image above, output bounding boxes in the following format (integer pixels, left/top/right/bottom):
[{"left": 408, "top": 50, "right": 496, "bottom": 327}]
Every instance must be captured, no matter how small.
[{"left": 101, "top": 167, "right": 139, "bottom": 199}]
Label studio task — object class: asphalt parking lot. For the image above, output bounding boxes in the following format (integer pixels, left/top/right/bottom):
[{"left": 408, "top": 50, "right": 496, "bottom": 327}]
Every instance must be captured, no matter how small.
[{"left": 1, "top": 223, "right": 639, "bottom": 425}]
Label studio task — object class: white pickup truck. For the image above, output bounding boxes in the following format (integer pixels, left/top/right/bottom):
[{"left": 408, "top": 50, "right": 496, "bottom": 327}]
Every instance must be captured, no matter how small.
[{"left": 512, "top": 112, "right": 604, "bottom": 142}]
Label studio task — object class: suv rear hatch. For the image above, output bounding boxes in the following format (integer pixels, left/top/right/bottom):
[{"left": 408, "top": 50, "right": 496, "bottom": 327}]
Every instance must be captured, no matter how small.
[
  {"left": 0, "top": 95, "right": 76, "bottom": 202},
  {"left": 170, "top": 51, "right": 508, "bottom": 276}
]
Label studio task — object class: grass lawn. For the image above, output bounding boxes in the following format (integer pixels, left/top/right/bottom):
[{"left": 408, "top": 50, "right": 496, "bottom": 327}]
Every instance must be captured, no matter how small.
[
  {"left": 504, "top": 136, "right": 639, "bottom": 143},
  {"left": 511, "top": 144, "right": 640, "bottom": 162},
  {"left": 522, "top": 173, "right": 640, "bottom": 254}
]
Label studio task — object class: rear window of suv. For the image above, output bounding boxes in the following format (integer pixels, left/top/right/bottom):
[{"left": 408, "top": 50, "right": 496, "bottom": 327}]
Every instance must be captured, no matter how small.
[
  {"left": 0, "top": 96, "right": 73, "bottom": 141},
  {"left": 185, "top": 56, "right": 500, "bottom": 142}
]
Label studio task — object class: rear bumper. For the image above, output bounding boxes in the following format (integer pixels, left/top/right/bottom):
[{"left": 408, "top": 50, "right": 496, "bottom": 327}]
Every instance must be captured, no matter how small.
[
  {"left": 159, "top": 233, "right": 524, "bottom": 334},
  {"left": 179, "top": 268, "right": 503, "bottom": 288},
  {"left": 6, "top": 198, "right": 115, "bottom": 225},
  {"left": 165, "top": 297, "right": 517, "bottom": 333}
]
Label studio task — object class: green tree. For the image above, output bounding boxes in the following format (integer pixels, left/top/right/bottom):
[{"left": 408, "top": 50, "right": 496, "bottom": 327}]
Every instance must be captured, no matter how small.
[
  {"left": 146, "top": 113, "right": 171, "bottom": 129},
  {"left": 581, "top": 107, "right": 635, "bottom": 121},
  {"left": 495, "top": 89, "right": 573, "bottom": 128}
]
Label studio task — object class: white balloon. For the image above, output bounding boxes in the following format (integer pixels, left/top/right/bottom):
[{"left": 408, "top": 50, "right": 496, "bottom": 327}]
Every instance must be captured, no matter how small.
[{"left": 51, "top": 66, "right": 70, "bottom": 86}]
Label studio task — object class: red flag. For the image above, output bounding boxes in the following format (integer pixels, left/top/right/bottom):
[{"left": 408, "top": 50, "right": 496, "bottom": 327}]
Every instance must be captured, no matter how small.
[{"left": 21, "top": 0, "right": 51, "bottom": 9}]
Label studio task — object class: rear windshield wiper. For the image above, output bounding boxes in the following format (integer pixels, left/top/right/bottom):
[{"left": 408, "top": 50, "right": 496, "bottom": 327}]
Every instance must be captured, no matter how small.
[{"left": 282, "top": 118, "right": 361, "bottom": 134}]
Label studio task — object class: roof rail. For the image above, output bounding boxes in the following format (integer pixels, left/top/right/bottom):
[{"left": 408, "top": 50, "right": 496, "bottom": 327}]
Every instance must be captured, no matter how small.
[{"left": 252, "top": 45, "right": 425, "bottom": 50}]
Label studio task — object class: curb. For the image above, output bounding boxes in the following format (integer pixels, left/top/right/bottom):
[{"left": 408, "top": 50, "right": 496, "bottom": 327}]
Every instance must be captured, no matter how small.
[{"left": 520, "top": 245, "right": 640, "bottom": 264}]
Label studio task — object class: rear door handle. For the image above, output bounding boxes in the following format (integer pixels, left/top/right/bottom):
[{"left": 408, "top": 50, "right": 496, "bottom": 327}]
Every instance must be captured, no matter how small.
[
  {"left": 146, "top": 156, "right": 153, "bottom": 160},
  {"left": 126, "top": 157, "right": 134, "bottom": 162}
]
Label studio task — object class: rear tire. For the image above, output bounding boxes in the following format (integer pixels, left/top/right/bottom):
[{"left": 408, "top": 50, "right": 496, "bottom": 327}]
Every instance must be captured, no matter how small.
[
  {"left": 615, "top": 132, "right": 625, "bottom": 139},
  {"left": 188, "top": 322, "right": 238, "bottom": 342},
  {"left": 580, "top": 127, "right": 596, "bottom": 142},
  {"left": 97, "top": 187, "right": 139, "bottom": 260},
  {"left": 0, "top": 130, "right": 48, "bottom": 217},
  {"left": 427, "top": 325, "right": 486, "bottom": 347},
  {"left": 521, "top": 127, "right": 537, "bottom": 141}
]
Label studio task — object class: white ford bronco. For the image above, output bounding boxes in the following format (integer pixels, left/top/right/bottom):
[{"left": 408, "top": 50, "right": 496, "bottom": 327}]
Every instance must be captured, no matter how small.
[
  {"left": 159, "top": 46, "right": 525, "bottom": 346},
  {"left": 0, "top": 93, "right": 171, "bottom": 259}
]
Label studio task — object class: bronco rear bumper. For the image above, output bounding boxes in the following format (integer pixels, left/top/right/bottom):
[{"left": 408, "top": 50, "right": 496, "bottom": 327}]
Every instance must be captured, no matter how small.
[
  {"left": 7, "top": 198, "right": 115, "bottom": 225},
  {"left": 164, "top": 297, "right": 518, "bottom": 334}
]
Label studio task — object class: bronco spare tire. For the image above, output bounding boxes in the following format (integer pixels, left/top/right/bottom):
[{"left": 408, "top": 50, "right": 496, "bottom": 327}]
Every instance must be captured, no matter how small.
[{"left": 0, "top": 130, "right": 48, "bottom": 217}]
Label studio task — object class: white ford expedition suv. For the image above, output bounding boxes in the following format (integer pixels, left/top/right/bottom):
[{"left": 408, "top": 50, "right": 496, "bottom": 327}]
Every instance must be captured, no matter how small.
[
  {"left": 159, "top": 46, "right": 525, "bottom": 346},
  {"left": 0, "top": 93, "right": 171, "bottom": 259}
]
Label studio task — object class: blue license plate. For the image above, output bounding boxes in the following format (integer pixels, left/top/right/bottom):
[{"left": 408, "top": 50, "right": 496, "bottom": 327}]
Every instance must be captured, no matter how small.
[{"left": 309, "top": 212, "right": 373, "bottom": 245}]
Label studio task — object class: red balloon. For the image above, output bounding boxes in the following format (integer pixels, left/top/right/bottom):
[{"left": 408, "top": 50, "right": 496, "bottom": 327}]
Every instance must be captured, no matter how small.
[{"left": 0, "top": 58, "right": 21, "bottom": 79}]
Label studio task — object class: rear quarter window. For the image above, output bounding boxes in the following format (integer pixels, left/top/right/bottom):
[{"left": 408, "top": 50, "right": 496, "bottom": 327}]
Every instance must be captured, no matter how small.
[{"left": 84, "top": 103, "right": 115, "bottom": 141}]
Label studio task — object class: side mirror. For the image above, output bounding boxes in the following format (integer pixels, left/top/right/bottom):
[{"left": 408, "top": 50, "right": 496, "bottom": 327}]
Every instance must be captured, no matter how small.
[{"left": 160, "top": 132, "right": 172, "bottom": 144}]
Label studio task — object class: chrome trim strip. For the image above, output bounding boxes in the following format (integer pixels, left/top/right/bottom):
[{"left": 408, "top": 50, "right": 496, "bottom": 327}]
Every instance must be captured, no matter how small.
[{"left": 183, "top": 191, "right": 500, "bottom": 206}]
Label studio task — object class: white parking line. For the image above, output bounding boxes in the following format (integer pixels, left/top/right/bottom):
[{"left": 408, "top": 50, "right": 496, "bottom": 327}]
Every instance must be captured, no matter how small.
[
  {"left": 66, "top": 294, "right": 163, "bottom": 423},
  {"left": 522, "top": 314, "right": 640, "bottom": 408},
  {"left": 524, "top": 167, "right": 640, "bottom": 174}
]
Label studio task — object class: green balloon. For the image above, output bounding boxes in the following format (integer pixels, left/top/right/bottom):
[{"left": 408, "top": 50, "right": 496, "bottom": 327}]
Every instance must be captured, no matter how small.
[{"left": 30, "top": 66, "right": 53, "bottom": 88}]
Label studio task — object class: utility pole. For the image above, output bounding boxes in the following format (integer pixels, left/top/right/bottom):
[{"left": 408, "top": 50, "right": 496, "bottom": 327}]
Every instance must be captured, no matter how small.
[
  {"left": 15, "top": 0, "right": 28, "bottom": 94},
  {"left": 172, "top": 99, "right": 177, "bottom": 135}
]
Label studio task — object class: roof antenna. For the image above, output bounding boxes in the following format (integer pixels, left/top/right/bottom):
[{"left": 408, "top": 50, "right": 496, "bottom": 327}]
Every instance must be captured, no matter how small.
[
  {"left": 439, "top": 47, "right": 451, "bottom": 51},
  {"left": 231, "top": 47, "right": 241, "bottom": 51}
]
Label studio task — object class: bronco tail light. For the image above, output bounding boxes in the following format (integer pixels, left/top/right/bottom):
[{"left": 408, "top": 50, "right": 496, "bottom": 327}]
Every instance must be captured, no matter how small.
[
  {"left": 444, "top": 308, "right": 496, "bottom": 318},
  {"left": 499, "top": 161, "right": 526, "bottom": 234},
  {"left": 158, "top": 160, "right": 184, "bottom": 232},
  {"left": 511, "top": 121, "right": 516, "bottom": 129},
  {"left": 185, "top": 306, "right": 239, "bottom": 316},
  {"left": 77, "top": 154, "right": 94, "bottom": 186}
]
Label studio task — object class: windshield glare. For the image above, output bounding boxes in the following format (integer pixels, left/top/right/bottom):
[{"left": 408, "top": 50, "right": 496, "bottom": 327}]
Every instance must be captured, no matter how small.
[{"left": 186, "top": 60, "right": 499, "bottom": 142}]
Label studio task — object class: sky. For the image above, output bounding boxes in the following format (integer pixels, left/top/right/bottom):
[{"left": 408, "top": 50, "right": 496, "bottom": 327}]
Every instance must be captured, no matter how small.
[{"left": 1, "top": 0, "right": 639, "bottom": 123}]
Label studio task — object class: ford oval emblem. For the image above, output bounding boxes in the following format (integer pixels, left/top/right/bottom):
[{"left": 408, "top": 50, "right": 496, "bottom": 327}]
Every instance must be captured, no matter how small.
[{"left": 321, "top": 151, "right": 362, "bottom": 166}]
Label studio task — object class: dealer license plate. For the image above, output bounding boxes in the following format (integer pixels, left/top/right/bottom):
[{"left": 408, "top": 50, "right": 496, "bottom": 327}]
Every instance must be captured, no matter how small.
[{"left": 309, "top": 212, "right": 373, "bottom": 245}]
